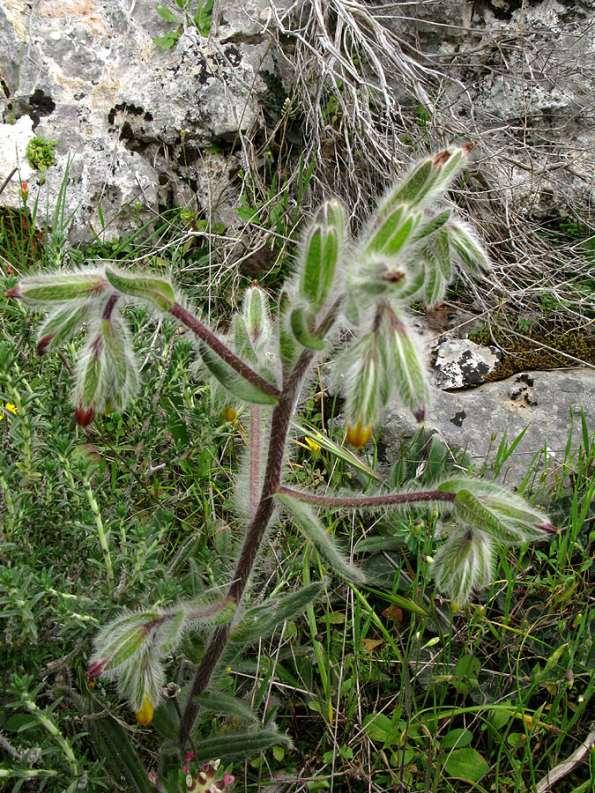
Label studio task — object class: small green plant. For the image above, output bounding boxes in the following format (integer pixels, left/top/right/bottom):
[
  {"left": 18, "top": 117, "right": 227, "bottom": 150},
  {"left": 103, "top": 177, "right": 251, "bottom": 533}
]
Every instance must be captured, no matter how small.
[
  {"left": 153, "top": 0, "right": 214, "bottom": 50},
  {"left": 25, "top": 136, "right": 57, "bottom": 184},
  {"left": 6, "top": 145, "right": 558, "bottom": 785}
]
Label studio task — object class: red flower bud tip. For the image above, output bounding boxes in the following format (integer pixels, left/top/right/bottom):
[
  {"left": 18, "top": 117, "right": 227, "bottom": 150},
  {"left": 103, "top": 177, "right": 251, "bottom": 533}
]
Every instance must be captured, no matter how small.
[
  {"left": 75, "top": 405, "right": 95, "bottom": 427},
  {"left": 36, "top": 334, "right": 53, "bottom": 356},
  {"left": 20, "top": 181, "right": 29, "bottom": 199},
  {"left": 461, "top": 141, "right": 477, "bottom": 155},
  {"left": 433, "top": 149, "right": 452, "bottom": 167},
  {"left": 5, "top": 286, "right": 22, "bottom": 299},
  {"left": 184, "top": 751, "right": 195, "bottom": 763},
  {"left": 87, "top": 659, "right": 106, "bottom": 680}
]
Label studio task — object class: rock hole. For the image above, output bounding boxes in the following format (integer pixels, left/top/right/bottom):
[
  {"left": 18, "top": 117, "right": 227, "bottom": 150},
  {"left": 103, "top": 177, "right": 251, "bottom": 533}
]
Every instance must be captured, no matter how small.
[{"left": 28, "top": 89, "right": 56, "bottom": 128}]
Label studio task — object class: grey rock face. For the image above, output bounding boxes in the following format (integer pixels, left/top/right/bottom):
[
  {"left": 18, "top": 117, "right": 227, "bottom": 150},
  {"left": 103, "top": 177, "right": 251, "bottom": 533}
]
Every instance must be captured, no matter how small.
[
  {"left": 382, "top": 369, "right": 595, "bottom": 483},
  {"left": 432, "top": 338, "right": 500, "bottom": 390},
  {"left": 397, "top": 1, "right": 595, "bottom": 219},
  {"left": 0, "top": 0, "right": 273, "bottom": 240}
]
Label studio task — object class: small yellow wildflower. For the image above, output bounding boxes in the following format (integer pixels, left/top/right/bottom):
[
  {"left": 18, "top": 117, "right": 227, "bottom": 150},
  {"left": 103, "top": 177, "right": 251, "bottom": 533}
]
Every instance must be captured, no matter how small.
[
  {"left": 304, "top": 436, "right": 321, "bottom": 456},
  {"left": 135, "top": 695, "right": 154, "bottom": 726},
  {"left": 222, "top": 405, "right": 238, "bottom": 422},
  {"left": 5, "top": 403, "right": 17, "bottom": 415}
]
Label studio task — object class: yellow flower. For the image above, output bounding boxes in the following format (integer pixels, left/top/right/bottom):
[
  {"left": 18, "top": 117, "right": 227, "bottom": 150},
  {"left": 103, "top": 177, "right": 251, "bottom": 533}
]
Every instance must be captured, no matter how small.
[
  {"left": 222, "top": 405, "right": 238, "bottom": 423},
  {"left": 135, "top": 695, "right": 154, "bottom": 726},
  {"left": 5, "top": 403, "right": 17, "bottom": 415},
  {"left": 304, "top": 436, "right": 321, "bottom": 456},
  {"left": 345, "top": 422, "right": 373, "bottom": 449}
]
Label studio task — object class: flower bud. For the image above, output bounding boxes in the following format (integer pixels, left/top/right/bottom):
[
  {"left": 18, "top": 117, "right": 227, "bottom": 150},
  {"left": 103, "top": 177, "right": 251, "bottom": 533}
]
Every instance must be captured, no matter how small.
[
  {"left": 223, "top": 406, "right": 238, "bottom": 422},
  {"left": 135, "top": 695, "right": 154, "bottom": 726},
  {"left": 345, "top": 422, "right": 373, "bottom": 448},
  {"left": 242, "top": 285, "right": 271, "bottom": 346},
  {"left": 298, "top": 200, "right": 344, "bottom": 310},
  {"left": 6, "top": 271, "right": 106, "bottom": 305}
]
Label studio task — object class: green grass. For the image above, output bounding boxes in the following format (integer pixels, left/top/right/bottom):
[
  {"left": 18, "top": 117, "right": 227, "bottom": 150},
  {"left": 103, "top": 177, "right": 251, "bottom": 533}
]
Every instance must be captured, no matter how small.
[{"left": 1, "top": 218, "right": 593, "bottom": 792}]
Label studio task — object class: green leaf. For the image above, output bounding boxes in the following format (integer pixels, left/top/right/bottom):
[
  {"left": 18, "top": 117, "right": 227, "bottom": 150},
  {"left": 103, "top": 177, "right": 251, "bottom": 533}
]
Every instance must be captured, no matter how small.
[
  {"left": 385, "top": 159, "right": 435, "bottom": 208},
  {"left": 105, "top": 266, "right": 176, "bottom": 311},
  {"left": 448, "top": 222, "right": 490, "bottom": 273},
  {"left": 36, "top": 303, "right": 88, "bottom": 353},
  {"left": 366, "top": 206, "right": 419, "bottom": 257},
  {"left": 194, "top": 0, "right": 214, "bottom": 36},
  {"left": 443, "top": 747, "right": 489, "bottom": 783},
  {"left": 441, "top": 481, "right": 554, "bottom": 544},
  {"left": 275, "top": 493, "right": 365, "bottom": 584},
  {"left": 432, "top": 527, "right": 494, "bottom": 604},
  {"left": 200, "top": 344, "right": 279, "bottom": 405},
  {"left": 195, "top": 691, "right": 259, "bottom": 723},
  {"left": 88, "top": 710, "right": 155, "bottom": 793},
  {"left": 412, "top": 209, "right": 451, "bottom": 242},
  {"left": 190, "top": 728, "right": 291, "bottom": 762},
  {"left": 423, "top": 257, "right": 447, "bottom": 307},
  {"left": 290, "top": 307, "right": 325, "bottom": 351},
  {"left": 152, "top": 30, "right": 181, "bottom": 50},
  {"left": 440, "top": 728, "right": 473, "bottom": 749},
  {"left": 231, "top": 315, "right": 257, "bottom": 364},
  {"left": 156, "top": 3, "right": 177, "bottom": 22},
  {"left": 229, "top": 582, "right": 324, "bottom": 649},
  {"left": 386, "top": 316, "right": 428, "bottom": 416},
  {"left": 278, "top": 290, "right": 298, "bottom": 370}
]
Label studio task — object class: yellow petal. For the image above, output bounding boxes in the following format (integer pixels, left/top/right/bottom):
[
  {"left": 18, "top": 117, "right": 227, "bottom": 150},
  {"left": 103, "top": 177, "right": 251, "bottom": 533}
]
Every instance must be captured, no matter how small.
[
  {"left": 345, "top": 422, "right": 372, "bottom": 449},
  {"left": 222, "top": 406, "right": 238, "bottom": 422},
  {"left": 135, "top": 696, "right": 154, "bottom": 726},
  {"left": 5, "top": 403, "right": 17, "bottom": 415},
  {"left": 304, "top": 436, "right": 321, "bottom": 455}
]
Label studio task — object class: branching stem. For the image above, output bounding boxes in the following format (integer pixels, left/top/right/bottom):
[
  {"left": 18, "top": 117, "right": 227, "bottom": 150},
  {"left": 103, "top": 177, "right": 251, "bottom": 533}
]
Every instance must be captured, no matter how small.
[
  {"left": 170, "top": 303, "right": 282, "bottom": 399},
  {"left": 178, "top": 298, "right": 342, "bottom": 749},
  {"left": 276, "top": 485, "right": 456, "bottom": 508}
]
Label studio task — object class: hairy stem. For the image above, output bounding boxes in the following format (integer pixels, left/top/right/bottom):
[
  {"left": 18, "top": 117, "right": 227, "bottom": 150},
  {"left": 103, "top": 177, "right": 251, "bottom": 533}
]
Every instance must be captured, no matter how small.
[
  {"left": 249, "top": 406, "right": 261, "bottom": 518},
  {"left": 170, "top": 302, "right": 281, "bottom": 399},
  {"left": 277, "top": 485, "right": 456, "bottom": 508},
  {"left": 178, "top": 298, "right": 342, "bottom": 749}
]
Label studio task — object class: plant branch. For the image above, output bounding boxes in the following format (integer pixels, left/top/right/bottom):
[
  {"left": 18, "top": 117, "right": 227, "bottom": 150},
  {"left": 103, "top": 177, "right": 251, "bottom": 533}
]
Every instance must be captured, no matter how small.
[
  {"left": 170, "top": 302, "right": 282, "bottom": 399},
  {"left": 178, "top": 297, "right": 342, "bottom": 749},
  {"left": 276, "top": 485, "right": 456, "bottom": 508}
]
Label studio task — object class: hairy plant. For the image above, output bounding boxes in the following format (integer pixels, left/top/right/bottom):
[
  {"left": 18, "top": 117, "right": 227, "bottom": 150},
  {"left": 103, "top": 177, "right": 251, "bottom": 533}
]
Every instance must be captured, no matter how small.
[{"left": 6, "top": 146, "right": 557, "bottom": 779}]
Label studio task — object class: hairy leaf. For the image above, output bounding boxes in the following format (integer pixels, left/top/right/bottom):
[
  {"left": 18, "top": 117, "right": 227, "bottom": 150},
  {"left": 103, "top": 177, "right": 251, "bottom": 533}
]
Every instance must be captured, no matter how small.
[{"left": 276, "top": 494, "right": 365, "bottom": 584}]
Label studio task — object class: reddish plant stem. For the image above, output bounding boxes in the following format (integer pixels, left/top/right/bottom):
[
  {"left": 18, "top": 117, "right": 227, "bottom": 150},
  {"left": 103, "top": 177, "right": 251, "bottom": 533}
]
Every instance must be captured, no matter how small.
[
  {"left": 170, "top": 303, "right": 281, "bottom": 399},
  {"left": 102, "top": 293, "right": 119, "bottom": 320},
  {"left": 249, "top": 406, "right": 261, "bottom": 518},
  {"left": 178, "top": 298, "right": 342, "bottom": 749},
  {"left": 276, "top": 485, "right": 456, "bottom": 508}
]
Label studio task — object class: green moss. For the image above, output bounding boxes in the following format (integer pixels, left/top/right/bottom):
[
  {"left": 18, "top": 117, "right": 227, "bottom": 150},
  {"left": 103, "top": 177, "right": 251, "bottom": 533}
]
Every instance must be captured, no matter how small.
[
  {"left": 469, "top": 323, "right": 594, "bottom": 381},
  {"left": 26, "top": 136, "right": 57, "bottom": 173}
]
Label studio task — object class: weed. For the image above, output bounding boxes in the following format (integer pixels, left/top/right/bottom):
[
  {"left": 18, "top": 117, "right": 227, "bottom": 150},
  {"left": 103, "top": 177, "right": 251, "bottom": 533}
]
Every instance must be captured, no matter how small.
[{"left": 3, "top": 146, "right": 581, "bottom": 793}]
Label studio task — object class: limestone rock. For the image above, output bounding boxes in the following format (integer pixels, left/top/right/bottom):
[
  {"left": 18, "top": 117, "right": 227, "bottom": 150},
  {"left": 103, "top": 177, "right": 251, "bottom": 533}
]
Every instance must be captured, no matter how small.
[
  {"left": 0, "top": 0, "right": 274, "bottom": 240},
  {"left": 432, "top": 338, "right": 500, "bottom": 390},
  {"left": 382, "top": 369, "right": 594, "bottom": 484}
]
